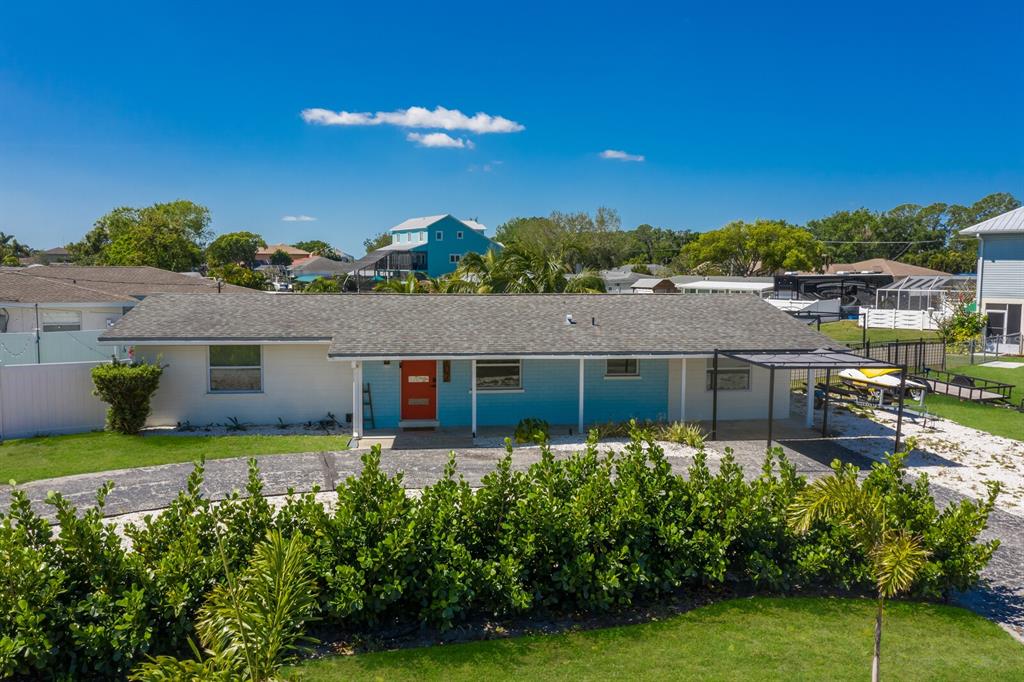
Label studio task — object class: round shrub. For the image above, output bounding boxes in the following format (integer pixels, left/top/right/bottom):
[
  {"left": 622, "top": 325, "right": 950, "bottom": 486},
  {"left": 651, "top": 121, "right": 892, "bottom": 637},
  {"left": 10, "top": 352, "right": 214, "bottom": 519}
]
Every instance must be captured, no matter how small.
[{"left": 91, "top": 360, "right": 164, "bottom": 434}]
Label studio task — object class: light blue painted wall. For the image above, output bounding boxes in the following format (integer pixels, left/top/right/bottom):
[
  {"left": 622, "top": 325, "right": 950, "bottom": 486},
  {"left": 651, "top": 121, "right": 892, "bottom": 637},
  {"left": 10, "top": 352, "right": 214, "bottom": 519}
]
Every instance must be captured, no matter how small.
[
  {"left": 438, "top": 358, "right": 668, "bottom": 429},
  {"left": 392, "top": 216, "right": 501, "bottom": 278},
  {"left": 981, "top": 234, "right": 1024, "bottom": 300},
  {"left": 362, "top": 361, "right": 402, "bottom": 428}
]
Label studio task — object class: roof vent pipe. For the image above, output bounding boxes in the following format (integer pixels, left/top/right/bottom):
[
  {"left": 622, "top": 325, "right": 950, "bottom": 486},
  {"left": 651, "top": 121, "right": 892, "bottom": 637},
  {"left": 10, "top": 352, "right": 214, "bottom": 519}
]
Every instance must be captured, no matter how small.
[
  {"left": 565, "top": 314, "right": 576, "bottom": 325},
  {"left": 591, "top": 317, "right": 596, "bottom": 326}
]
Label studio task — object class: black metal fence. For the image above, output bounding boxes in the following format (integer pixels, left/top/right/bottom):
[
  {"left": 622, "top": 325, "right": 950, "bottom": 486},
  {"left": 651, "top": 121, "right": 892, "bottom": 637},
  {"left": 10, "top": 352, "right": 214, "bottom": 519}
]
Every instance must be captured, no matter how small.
[{"left": 790, "top": 338, "right": 946, "bottom": 391}]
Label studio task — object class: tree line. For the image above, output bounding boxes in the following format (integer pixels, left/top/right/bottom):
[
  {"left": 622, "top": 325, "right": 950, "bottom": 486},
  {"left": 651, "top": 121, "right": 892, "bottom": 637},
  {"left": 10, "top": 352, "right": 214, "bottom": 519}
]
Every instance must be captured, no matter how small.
[{"left": 3, "top": 192, "right": 1017, "bottom": 289}]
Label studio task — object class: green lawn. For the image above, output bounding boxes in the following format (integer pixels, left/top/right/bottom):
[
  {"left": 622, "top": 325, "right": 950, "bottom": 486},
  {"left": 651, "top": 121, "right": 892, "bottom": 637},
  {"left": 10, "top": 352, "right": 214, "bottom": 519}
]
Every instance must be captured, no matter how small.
[
  {"left": 920, "top": 360, "right": 1023, "bottom": 440},
  {"left": 820, "top": 320, "right": 941, "bottom": 345},
  {"left": 0, "top": 431, "right": 351, "bottom": 484},
  {"left": 288, "top": 597, "right": 1024, "bottom": 681}
]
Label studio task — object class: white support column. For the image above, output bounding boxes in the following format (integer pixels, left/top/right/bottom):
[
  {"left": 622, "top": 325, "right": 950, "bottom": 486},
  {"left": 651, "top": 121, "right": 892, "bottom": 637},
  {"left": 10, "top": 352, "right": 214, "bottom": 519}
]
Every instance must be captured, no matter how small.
[
  {"left": 577, "top": 358, "right": 585, "bottom": 434},
  {"left": 805, "top": 368, "right": 814, "bottom": 428},
  {"left": 351, "top": 360, "right": 363, "bottom": 439},
  {"left": 470, "top": 359, "right": 477, "bottom": 437},
  {"left": 679, "top": 359, "right": 687, "bottom": 422}
]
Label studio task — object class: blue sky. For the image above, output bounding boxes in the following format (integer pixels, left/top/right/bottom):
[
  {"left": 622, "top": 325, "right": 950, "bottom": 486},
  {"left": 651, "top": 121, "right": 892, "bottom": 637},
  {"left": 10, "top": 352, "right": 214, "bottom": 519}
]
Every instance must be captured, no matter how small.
[{"left": 1, "top": 1, "right": 1022, "bottom": 256}]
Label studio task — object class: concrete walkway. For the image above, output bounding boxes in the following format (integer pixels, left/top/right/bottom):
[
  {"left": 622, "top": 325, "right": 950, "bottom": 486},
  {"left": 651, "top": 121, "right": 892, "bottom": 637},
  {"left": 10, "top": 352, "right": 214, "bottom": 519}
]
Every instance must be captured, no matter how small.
[{"left": 1, "top": 434, "right": 1020, "bottom": 641}]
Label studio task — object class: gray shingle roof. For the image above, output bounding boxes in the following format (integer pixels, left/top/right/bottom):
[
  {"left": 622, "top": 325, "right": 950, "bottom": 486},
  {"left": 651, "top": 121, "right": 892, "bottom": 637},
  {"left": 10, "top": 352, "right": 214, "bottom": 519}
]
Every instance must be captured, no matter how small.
[
  {"left": 100, "top": 292, "right": 842, "bottom": 357},
  {"left": 0, "top": 270, "right": 137, "bottom": 304},
  {"left": 0, "top": 265, "right": 257, "bottom": 299}
]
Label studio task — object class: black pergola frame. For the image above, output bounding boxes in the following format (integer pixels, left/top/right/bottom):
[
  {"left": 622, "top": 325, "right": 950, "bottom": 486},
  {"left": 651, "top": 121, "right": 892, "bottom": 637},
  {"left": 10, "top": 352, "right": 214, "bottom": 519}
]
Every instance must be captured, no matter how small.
[{"left": 710, "top": 348, "right": 908, "bottom": 453}]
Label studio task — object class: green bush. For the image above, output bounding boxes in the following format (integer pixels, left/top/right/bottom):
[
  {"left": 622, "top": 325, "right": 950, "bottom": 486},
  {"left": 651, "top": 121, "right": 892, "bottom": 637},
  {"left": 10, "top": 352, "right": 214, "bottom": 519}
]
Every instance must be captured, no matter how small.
[
  {"left": 91, "top": 360, "right": 164, "bottom": 434},
  {"left": 0, "top": 432, "right": 1001, "bottom": 680},
  {"left": 660, "top": 421, "right": 707, "bottom": 447},
  {"left": 513, "top": 417, "right": 550, "bottom": 444}
]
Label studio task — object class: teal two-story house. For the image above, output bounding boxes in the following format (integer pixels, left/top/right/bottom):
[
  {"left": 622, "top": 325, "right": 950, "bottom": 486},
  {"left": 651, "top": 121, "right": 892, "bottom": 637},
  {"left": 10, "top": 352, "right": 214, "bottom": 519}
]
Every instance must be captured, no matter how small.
[{"left": 349, "top": 215, "right": 502, "bottom": 280}]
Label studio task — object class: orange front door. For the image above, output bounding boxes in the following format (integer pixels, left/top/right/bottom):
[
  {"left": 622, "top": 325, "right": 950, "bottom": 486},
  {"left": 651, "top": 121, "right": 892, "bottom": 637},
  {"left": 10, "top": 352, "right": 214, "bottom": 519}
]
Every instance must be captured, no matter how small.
[{"left": 401, "top": 360, "right": 437, "bottom": 421}]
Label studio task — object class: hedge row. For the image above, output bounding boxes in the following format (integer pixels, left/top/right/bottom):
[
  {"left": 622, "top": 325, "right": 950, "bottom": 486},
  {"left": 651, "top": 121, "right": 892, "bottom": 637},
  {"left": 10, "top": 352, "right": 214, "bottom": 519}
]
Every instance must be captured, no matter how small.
[{"left": 0, "top": 433, "right": 1000, "bottom": 679}]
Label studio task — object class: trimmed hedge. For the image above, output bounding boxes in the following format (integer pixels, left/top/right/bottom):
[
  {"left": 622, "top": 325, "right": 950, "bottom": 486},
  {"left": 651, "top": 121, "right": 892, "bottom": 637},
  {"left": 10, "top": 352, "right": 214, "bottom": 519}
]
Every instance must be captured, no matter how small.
[
  {"left": 0, "top": 432, "right": 1001, "bottom": 679},
  {"left": 91, "top": 361, "right": 163, "bottom": 434}
]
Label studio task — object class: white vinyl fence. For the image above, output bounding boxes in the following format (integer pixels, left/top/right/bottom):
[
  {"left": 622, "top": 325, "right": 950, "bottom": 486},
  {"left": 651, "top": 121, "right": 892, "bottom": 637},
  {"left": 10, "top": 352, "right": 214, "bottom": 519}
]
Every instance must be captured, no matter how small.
[
  {"left": 0, "top": 331, "right": 128, "bottom": 365},
  {"left": 857, "top": 307, "right": 942, "bottom": 331},
  {"left": 0, "top": 361, "right": 107, "bottom": 440}
]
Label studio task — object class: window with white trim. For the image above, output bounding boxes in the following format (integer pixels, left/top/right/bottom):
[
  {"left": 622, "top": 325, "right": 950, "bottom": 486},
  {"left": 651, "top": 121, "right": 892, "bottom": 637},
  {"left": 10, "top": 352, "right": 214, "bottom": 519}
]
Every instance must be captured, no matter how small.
[
  {"left": 706, "top": 358, "right": 750, "bottom": 391},
  {"left": 456, "top": 231, "right": 464, "bottom": 239},
  {"left": 436, "top": 231, "right": 443, "bottom": 241},
  {"left": 41, "top": 310, "right": 82, "bottom": 332},
  {"left": 606, "top": 358, "right": 639, "bottom": 376},
  {"left": 476, "top": 360, "right": 521, "bottom": 390},
  {"left": 209, "top": 345, "right": 262, "bottom": 393},
  {"left": 449, "top": 253, "right": 462, "bottom": 264}
]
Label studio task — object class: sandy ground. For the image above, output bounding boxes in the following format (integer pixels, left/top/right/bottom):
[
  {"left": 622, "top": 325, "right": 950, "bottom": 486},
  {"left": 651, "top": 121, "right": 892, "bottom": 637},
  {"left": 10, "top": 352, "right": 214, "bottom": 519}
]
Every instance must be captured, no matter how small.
[{"left": 828, "top": 405, "right": 1024, "bottom": 516}]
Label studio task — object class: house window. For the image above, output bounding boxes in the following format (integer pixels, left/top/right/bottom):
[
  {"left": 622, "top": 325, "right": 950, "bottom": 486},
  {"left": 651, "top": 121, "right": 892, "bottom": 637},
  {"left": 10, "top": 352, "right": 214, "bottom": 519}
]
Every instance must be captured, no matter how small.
[
  {"left": 209, "top": 345, "right": 262, "bottom": 393},
  {"left": 436, "top": 231, "right": 443, "bottom": 241},
  {"left": 606, "top": 358, "right": 639, "bottom": 376},
  {"left": 450, "top": 254, "right": 462, "bottom": 264},
  {"left": 705, "top": 358, "right": 750, "bottom": 391},
  {"left": 476, "top": 359, "right": 521, "bottom": 390},
  {"left": 456, "top": 231, "right": 464, "bottom": 239},
  {"left": 41, "top": 310, "right": 82, "bottom": 332},
  {"left": 419, "top": 231, "right": 427, "bottom": 242}
]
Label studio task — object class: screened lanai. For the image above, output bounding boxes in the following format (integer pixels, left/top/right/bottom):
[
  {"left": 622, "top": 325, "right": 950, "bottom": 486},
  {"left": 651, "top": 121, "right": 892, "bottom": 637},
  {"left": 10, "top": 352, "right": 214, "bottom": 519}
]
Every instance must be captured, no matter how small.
[
  {"left": 874, "top": 275, "right": 974, "bottom": 311},
  {"left": 710, "top": 348, "right": 909, "bottom": 453}
]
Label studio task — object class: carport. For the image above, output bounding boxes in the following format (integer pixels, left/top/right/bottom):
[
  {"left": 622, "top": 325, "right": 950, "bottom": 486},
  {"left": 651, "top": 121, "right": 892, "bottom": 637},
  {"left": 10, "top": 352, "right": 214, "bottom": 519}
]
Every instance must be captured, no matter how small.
[{"left": 710, "top": 348, "right": 909, "bottom": 453}]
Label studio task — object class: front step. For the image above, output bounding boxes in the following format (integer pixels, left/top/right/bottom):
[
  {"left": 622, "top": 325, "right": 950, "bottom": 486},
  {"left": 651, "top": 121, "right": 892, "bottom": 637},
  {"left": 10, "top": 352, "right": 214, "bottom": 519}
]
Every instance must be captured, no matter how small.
[{"left": 398, "top": 419, "right": 440, "bottom": 429}]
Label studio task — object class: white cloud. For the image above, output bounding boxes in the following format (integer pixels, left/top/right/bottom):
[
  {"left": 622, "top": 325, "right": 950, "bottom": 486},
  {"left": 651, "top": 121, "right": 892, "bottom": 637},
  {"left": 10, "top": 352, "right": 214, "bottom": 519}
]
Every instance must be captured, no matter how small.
[
  {"left": 281, "top": 215, "right": 317, "bottom": 222},
  {"left": 599, "top": 149, "right": 645, "bottom": 162},
  {"left": 301, "top": 105, "right": 524, "bottom": 134},
  {"left": 469, "top": 160, "right": 503, "bottom": 173},
  {"left": 407, "top": 132, "right": 474, "bottom": 149}
]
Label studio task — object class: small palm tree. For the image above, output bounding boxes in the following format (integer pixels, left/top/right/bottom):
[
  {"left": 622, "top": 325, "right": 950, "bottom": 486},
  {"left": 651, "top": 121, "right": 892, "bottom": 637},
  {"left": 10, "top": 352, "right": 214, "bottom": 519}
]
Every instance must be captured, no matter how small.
[
  {"left": 131, "top": 531, "right": 318, "bottom": 681},
  {"left": 374, "top": 273, "right": 428, "bottom": 293},
  {"left": 788, "top": 453, "right": 929, "bottom": 682}
]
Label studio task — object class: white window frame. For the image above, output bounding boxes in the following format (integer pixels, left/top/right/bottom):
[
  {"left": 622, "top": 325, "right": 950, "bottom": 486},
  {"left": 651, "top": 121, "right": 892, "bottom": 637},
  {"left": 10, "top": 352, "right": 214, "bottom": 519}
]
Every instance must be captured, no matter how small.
[
  {"left": 605, "top": 358, "right": 640, "bottom": 378},
  {"left": 449, "top": 253, "right": 462, "bottom": 264},
  {"left": 208, "top": 345, "right": 264, "bottom": 394},
  {"left": 475, "top": 359, "right": 522, "bottom": 391},
  {"left": 456, "top": 230, "right": 464, "bottom": 239},
  {"left": 705, "top": 358, "right": 751, "bottom": 392},
  {"left": 435, "top": 230, "right": 443, "bottom": 241},
  {"left": 40, "top": 310, "right": 82, "bottom": 332}
]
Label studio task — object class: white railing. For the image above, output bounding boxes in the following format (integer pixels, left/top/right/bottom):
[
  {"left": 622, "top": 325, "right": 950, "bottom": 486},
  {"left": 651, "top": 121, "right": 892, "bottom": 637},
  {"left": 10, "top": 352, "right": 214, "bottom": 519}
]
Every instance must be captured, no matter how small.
[
  {"left": 0, "top": 330, "right": 127, "bottom": 365},
  {"left": 857, "top": 307, "right": 942, "bottom": 331}
]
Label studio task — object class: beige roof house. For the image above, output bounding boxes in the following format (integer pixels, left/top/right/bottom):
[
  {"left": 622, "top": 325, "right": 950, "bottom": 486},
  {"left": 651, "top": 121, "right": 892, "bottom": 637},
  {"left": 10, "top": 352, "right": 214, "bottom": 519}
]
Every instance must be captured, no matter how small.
[{"left": 824, "top": 258, "right": 948, "bottom": 278}]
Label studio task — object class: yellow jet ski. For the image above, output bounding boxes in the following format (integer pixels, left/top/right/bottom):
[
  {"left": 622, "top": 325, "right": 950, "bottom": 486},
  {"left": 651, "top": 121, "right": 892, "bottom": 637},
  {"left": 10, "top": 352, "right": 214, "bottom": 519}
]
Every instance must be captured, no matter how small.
[{"left": 838, "top": 367, "right": 928, "bottom": 402}]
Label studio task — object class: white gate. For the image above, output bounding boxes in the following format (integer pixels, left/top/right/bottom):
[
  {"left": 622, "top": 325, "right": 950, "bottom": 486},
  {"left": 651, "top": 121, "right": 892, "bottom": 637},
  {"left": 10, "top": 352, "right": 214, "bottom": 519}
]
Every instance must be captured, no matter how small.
[{"left": 0, "top": 361, "right": 107, "bottom": 439}]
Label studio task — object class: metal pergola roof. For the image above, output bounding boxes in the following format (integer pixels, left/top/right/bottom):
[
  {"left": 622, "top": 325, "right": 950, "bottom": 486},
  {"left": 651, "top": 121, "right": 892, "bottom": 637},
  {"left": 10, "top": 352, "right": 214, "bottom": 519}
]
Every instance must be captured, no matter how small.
[
  {"left": 876, "top": 275, "right": 973, "bottom": 292},
  {"left": 717, "top": 348, "right": 898, "bottom": 370},
  {"left": 711, "top": 347, "right": 909, "bottom": 453}
]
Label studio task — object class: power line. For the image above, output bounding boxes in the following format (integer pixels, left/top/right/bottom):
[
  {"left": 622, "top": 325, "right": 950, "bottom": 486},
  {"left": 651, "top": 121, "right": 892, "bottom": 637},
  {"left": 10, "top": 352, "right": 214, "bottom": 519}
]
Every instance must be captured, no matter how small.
[{"left": 819, "top": 239, "right": 945, "bottom": 245}]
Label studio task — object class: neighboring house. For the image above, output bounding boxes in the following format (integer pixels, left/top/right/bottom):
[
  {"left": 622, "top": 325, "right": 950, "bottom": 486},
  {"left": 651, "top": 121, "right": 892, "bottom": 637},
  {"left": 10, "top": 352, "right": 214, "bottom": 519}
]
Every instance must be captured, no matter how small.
[
  {"left": 672, "top": 276, "right": 775, "bottom": 297},
  {"left": 824, "top": 258, "right": 949, "bottom": 278},
  {"left": 347, "top": 215, "right": 502, "bottom": 280},
  {"left": 0, "top": 265, "right": 256, "bottom": 363},
  {"left": 600, "top": 265, "right": 665, "bottom": 293},
  {"left": 630, "top": 278, "right": 677, "bottom": 294},
  {"left": 290, "top": 255, "right": 352, "bottom": 282},
  {"left": 100, "top": 293, "right": 839, "bottom": 436},
  {"left": 961, "top": 206, "right": 1024, "bottom": 346},
  {"left": 255, "top": 244, "right": 311, "bottom": 264},
  {"left": 19, "top": 246, "right": 73, "bottom": 266}
]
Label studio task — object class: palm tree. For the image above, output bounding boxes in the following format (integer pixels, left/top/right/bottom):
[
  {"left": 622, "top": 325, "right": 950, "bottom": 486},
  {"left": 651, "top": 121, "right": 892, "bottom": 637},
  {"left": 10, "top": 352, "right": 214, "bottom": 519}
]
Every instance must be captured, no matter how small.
[
  {"left": 788, "top": 453, "right": 929, "bottom": 682},
  {"left": 374, "top": 273, "right": 429, "bottom": 293},
  {"left": 454, "top": 249, "right": 509, "bottom": 292},
  {"left": 131, "top": 531, "right": 318, "bottom": 680}
]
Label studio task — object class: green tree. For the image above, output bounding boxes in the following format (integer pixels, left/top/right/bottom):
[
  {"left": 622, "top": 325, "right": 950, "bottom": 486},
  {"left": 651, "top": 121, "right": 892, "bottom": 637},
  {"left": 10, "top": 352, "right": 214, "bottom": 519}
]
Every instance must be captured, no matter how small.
[
  {"left": 302, "top": 276, "right": 341, "bottom": 293},
  {"left": 374, "top": 273, "right": 434, "bottom": 293},
  {"left": 682, "top": 220, "right": 824, "bottom": 275},
  {"left": 209, "top": 263, "right": 268, "bottom": 290},
  {"left": 292, "top": 240, "right": 341, "bottom": 260},
  {"left": 269, "top": 249, "right": 293, "bottom": 266},
  {"left": 363, "top": 231, "right": 392, "bottom": 253},
  {"left": 68, "top": 200, "right": 212, "bottom": 271},
  {"left": 789, "top": 453, "right": 932, "bottom": 682},
  {"left": 206, "top": 231, "right": 266, "bottom": 268},
  {"left": 0, "top": 232, "right": 31, "bottom": 264}
]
